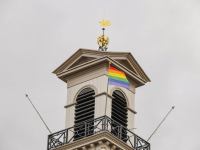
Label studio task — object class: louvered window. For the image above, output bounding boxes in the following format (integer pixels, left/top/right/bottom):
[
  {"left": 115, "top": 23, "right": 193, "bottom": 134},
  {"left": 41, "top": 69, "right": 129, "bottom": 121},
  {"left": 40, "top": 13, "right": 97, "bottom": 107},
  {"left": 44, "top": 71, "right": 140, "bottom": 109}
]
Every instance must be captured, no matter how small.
[
  {"left": 111, "top": 90, "right": 128, "bottom": 142},
  {"left": 74, "top": 88, "right": 95, "bottom": 140}
]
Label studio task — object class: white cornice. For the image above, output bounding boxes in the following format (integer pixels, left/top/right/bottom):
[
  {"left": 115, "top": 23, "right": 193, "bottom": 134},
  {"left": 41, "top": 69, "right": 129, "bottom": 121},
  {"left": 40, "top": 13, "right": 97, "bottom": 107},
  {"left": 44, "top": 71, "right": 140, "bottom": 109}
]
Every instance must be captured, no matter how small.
[
  {"left": 53, "top": 48, "right": 150, "bottom": 83},
  {"left": 57, "top": 56, "right": 146, "bottom": 87}
]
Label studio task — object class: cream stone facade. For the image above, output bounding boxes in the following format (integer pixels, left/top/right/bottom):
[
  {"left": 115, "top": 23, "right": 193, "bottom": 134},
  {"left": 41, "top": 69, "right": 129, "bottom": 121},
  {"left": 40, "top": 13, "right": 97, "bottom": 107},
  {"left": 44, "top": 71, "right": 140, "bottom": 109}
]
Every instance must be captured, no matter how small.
[
  {"left": 50, "top": 49, "right": 151, "bottom": 150},
  {"left": 65, "top": 76, "right": 137, "bottom": 130}
]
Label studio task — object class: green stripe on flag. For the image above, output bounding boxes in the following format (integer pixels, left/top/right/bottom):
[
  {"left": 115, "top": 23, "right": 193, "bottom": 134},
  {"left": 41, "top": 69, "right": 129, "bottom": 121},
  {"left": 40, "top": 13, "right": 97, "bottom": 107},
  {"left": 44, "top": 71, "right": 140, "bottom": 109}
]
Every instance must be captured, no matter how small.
[{"left": 108, "top": 75, "right": 129, "bottom": 83}]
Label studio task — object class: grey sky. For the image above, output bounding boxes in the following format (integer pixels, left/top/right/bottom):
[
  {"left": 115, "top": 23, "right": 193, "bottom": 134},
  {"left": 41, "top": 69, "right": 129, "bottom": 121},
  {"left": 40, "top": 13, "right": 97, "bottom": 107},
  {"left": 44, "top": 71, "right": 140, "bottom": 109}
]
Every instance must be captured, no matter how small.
[{"left": 1, "top": 0, "right": 200, "bottom": 150}]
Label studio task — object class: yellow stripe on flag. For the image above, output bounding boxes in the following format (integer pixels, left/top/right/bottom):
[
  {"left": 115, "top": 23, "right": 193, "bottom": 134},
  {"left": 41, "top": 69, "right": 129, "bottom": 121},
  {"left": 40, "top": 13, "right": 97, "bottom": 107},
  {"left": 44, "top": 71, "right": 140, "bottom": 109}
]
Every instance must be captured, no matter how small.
[
  {"left": 109, "top": 72, "right": 127, "bottom": 79},
  {"left": 109, "top": 69, "right": 125, "bottom": 76}
]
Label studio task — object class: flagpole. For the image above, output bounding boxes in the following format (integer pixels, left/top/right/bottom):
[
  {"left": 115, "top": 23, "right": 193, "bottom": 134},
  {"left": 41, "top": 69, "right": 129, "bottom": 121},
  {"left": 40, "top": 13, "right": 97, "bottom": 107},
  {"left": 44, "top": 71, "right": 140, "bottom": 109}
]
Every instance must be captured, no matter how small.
[
  {"left": 104, "top": 62, "right": 111, "bottom": 116},
  {"left": 139, "top": 106, "right": 175, "bottom": 150},
  {"left": 25, "top": 94, "right": 52, "bottom": 134},
  {"left": 147, "top": 106, "right": 175, "bottom": 141}
]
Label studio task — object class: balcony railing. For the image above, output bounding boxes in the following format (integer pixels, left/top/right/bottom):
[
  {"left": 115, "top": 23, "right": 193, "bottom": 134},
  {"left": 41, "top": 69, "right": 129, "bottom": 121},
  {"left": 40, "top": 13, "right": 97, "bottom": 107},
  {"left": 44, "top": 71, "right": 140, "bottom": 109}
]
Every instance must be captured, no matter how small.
[{"left": 47, "top": 115, "right": 150, "bottom": 150}]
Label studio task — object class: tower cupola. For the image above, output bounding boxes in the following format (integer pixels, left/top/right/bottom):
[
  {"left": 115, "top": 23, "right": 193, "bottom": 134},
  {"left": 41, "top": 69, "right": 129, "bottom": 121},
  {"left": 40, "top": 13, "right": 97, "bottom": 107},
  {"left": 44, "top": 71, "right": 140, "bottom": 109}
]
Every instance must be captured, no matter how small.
[{"left": 48, "top": 49, "right": 151, "bottom": 150}]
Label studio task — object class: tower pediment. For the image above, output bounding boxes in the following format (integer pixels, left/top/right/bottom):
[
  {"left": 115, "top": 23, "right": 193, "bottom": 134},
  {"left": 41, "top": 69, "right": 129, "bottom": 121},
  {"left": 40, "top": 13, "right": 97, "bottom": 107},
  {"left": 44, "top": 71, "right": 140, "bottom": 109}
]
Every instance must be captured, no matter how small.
[{"left": 53, "top": 48, "right": 150, "bottom": 87}]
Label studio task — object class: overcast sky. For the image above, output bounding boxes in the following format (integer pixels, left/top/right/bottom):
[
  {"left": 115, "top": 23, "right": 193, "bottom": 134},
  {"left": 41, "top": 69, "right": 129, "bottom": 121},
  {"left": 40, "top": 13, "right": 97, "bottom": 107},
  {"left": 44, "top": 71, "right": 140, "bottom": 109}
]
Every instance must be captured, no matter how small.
[{"left": 1, "top": 0, "right": 200, "bottom": 150}]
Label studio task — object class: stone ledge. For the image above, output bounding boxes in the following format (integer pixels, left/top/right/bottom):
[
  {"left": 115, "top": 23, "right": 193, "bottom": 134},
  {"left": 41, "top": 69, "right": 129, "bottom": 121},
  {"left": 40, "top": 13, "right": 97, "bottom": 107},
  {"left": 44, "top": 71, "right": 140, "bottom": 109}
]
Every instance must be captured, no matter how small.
[
  {"left": 126, "top": 107, "right": 137, "bottom": 114},
  {"left": 64, "top": 102, "right": 77, "bottom": 108},
  {"left": 93, "top": 92, "right": 114, "bottom": 99},
  {"left": 52, "top": 131, "right": 135, "bottom": 150}
]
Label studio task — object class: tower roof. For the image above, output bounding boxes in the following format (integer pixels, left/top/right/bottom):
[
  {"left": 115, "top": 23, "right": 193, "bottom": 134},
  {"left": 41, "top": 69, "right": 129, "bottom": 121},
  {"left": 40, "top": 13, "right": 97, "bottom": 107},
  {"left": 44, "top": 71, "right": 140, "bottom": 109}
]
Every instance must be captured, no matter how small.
[{"left": 53, "top": 48, "right": 150, "bottom": 87}]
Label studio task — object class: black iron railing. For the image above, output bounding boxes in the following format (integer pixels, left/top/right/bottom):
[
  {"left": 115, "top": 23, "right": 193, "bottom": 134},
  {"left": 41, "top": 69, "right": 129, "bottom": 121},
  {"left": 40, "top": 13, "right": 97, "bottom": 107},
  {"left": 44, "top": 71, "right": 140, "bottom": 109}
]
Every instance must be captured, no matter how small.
[{"left": 47, "top": 116, "right": 150, "bottom": 150}]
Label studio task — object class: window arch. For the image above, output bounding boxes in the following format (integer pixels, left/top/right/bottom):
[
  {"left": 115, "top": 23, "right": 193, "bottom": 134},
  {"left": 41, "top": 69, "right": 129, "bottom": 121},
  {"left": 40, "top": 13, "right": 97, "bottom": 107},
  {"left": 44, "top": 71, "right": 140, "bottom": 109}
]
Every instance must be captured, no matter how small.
[{"left": 74, "top": 87, "right": 95, "bottom": 140}]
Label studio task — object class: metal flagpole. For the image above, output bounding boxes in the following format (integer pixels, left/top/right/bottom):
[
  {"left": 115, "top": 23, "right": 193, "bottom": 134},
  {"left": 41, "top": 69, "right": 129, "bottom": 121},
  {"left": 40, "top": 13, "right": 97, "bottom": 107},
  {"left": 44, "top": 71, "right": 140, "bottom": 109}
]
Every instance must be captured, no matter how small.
[
  {"left": 25, "top": 94, "right": 52, "bottom": 134},
  {"left": 104, "top": 62, "right": 111, "bottom": 115},
  {"left": 147, "top": 106, "right": 175, "bottom": 141},
  {"left": 139, "top": 106, "right": 175, "bottom": 150}
]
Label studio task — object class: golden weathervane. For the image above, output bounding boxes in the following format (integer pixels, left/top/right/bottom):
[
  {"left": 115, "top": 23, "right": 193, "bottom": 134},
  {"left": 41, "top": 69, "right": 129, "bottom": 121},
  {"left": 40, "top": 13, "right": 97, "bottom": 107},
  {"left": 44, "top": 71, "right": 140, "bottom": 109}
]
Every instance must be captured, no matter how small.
[
  {"left": 100, "top": 19, "right": 111, "bottom": 28},
  {"left": 97, "top": 10, "right": 111, "bottom": 51}
]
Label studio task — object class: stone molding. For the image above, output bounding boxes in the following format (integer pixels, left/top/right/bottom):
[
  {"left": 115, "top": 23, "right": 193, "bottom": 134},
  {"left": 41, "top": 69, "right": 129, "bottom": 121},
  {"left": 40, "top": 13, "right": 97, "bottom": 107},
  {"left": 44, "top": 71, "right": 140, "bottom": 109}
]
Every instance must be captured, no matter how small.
[
  {"left": 93, "top": 92, "right": 114, "bottom": 99},
  {"left": 126, "top": 107, "right": 137, "bottom": 114},
  {"left": 52, "top": 131, "right": 135, "bottom": 150},
  {"left": 54, "top": 53, "right": 148, "bottom": 87},
  {"left": 64, "top": 92, "right": 114, "bottom": 109},
  {"left": 64, "top": 102, "right": 77, "bottom": 108},
  {"left": 58, "top": 56, "right": 146, "bottom": 87},
  {"left": 52, "top": 48, "right": 150, "bottom": 83}
]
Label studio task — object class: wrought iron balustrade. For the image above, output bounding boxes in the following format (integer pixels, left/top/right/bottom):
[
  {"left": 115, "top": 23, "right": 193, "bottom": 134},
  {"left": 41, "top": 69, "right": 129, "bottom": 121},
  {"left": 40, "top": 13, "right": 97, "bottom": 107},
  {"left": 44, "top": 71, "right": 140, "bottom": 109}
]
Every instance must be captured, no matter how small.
[{"left": 47, "top": 116, "right": 150, "bottom": 150}]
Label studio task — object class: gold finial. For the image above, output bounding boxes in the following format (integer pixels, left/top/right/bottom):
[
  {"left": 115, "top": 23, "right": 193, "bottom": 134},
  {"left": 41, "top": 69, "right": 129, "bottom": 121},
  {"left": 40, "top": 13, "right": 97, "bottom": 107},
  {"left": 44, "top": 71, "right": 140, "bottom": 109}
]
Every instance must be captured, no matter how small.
[
  {"left": 98, "top": 10, "right": 110, "bottom": 51},
  {"left": 97, "top": 35, "right": 109, "bottom": 47}
]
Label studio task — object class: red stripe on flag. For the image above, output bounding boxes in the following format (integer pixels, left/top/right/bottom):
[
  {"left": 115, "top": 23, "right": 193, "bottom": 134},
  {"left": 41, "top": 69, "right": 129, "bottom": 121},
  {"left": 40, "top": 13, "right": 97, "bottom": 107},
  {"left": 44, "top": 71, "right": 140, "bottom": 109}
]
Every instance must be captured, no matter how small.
[{"left": 109, "top": 66, "right": 125, "bottom": 75}]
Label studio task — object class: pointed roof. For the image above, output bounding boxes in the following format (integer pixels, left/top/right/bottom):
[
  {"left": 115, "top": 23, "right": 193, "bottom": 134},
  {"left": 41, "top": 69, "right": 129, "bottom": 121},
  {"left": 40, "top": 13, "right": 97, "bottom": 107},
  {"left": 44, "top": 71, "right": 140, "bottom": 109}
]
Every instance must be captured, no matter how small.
[{"left": 53, "top": 48, "right": 150, "bottom": 87}]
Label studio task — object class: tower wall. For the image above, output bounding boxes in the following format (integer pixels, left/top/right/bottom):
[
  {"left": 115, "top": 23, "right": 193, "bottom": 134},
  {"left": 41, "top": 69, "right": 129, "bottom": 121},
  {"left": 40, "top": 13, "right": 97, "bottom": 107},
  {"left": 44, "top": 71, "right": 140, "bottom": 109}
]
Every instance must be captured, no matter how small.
[
  {"left": 50, "top": 49, "right": 151, "bottom": 150},
  {"left": 65, "top": 74, "right": 136, "bottom": 131}
]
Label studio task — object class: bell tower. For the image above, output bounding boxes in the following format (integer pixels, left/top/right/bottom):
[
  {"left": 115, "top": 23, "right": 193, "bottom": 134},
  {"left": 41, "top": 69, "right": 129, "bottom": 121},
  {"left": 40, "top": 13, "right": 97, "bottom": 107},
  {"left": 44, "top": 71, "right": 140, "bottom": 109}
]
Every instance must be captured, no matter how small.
[{"left": 48, "top": 49, "right": 151, "bottom": 150}]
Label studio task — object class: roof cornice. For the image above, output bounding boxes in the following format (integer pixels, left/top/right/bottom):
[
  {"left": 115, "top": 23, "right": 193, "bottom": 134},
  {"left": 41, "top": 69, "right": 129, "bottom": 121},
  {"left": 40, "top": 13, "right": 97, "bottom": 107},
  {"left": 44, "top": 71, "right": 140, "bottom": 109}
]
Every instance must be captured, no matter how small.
[
  {"left": 57, "top": 56, "right": 146, "bottom": 86},
  {"left": 53, "top": 48, "right": 150, "bottom": 83}
]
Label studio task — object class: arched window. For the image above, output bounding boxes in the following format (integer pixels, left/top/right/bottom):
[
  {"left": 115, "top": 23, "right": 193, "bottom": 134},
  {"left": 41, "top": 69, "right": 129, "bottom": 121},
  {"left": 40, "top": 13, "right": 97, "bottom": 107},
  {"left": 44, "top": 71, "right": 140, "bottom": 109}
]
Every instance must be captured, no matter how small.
[
  {"left": 74, "top": 87, "right": 95, "bottom": 140},
  {"left": 112, "top": 90, "right": 128, "bottom": 127},
  {"left": 112, "top": 90, "right": 128, "bottom": 142}
]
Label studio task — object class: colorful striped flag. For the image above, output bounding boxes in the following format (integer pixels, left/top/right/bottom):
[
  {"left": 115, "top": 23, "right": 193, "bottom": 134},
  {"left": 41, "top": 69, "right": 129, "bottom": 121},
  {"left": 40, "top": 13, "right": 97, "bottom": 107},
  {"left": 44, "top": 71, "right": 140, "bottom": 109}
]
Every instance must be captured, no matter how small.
[{"left": 108, "top": 66, "right": 130, "bottom": 89}]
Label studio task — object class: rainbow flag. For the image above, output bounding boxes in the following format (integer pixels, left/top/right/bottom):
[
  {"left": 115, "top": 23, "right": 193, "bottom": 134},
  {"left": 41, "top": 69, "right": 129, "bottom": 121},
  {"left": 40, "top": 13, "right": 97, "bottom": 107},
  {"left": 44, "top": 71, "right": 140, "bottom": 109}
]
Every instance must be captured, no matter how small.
[{"left": 108, "top": 66, "right": 130, "bottom": 89}]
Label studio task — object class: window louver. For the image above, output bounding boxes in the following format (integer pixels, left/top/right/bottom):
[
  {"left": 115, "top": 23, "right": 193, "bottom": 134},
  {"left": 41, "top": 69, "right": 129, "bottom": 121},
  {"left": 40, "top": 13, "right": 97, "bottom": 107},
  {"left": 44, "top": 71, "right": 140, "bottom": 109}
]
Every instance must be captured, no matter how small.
[
  {"left": 74, "top": 88, "right": 95, "bottom": 141},
  {"left": 111, "top": 90, "right": 128, "bottom": 142}
]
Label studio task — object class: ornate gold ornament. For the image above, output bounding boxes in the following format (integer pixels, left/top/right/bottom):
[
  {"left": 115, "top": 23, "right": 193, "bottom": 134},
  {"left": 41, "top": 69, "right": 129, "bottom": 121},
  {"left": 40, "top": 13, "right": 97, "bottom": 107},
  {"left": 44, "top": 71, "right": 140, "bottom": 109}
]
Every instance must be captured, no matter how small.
[{"left": 97, "top": 35, "right": 109, "bottom": 47}]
